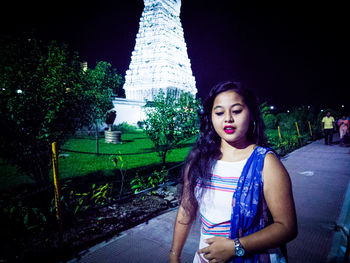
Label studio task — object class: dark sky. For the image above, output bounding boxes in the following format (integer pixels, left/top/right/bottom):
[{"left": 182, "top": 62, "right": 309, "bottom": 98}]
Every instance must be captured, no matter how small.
[{"left": 1, "top": 1, "right": 347, "bottom": 111}]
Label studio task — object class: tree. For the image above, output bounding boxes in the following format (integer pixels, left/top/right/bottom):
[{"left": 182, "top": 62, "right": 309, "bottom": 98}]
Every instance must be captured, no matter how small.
[
  {"left": 82, "top": 61, "right": 124, "bottom": 123},
  {"left": 82, "top": 61, "right": 123, "bottom": 154},
  {"left": 144, "top": 90, "right": 200, "bottom": 165},
  {"left": 0, "top": 35, "right": 122, "bottom": 185},
  {"left": 260, "top": 103, "right": 277, "bottom": 130}
]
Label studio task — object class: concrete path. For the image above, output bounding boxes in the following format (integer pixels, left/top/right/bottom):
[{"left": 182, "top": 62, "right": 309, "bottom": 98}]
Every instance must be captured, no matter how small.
[{"left": 69, "top": 136, "right": 350, "bottom": 263}]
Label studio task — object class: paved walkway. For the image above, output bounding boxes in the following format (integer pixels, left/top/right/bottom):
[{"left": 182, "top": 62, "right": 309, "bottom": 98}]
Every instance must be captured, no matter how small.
[{"left": 69, "top": 136, "right": 350, "bottom": 263}]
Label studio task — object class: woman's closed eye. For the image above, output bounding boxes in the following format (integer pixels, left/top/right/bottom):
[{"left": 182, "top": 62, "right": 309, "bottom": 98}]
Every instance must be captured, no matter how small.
[
  {"left": 232, "top": 109, "right": 242, "bottom": 114},
  {"left": 215, "top": 112, "right": 224, "bottom": 116}
]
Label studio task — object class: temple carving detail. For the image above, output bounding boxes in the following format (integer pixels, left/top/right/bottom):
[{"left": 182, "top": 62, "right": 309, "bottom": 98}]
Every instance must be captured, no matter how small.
[{"left": 123, "top": 0, "right": 197, "bottom": 101}]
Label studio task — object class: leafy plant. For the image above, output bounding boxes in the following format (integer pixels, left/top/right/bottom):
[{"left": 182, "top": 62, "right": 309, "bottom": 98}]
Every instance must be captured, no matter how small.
[
  {"left": 144, "top": 90, "right": 200, "bottom": 164},
  {"left": 66, "top": 183, "right": 113, "bottom": 215},
  {"left": 267, "top": 127, "right": 310, "bottom": 155},
  {"left": 137, "top": 120, "right": 146, "bottom": 129},
  {"left": 91, "top": 183, "right": 113, "bottom": 206},
  {"left": 111, "top": 152, "right": 127, "bottom": 199},
  {"left": 130, "top": 167, "right": 168, "bottom": 194},
  {"left": 116, "top": 122, "right": 139, "bottom": 133},
  {"left": 1, "top": 196, "right": 47, "bottom": 233},
  {"left": 264, "top": 114, "right": 277, "bottom": 129},
  {"left": 0, "top": 35, "right": 123, "bottom": 185}
]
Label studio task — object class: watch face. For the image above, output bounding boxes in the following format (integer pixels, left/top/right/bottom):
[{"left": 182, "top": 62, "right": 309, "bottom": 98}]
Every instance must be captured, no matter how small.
[{"left": 236, "top": 247, "right": 245, "bottom": 257}]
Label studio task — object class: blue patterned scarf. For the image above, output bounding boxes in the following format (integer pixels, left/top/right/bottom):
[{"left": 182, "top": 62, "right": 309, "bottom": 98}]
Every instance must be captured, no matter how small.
[{"left": 229, "top": 146, "right": 272, "bottom": 263}]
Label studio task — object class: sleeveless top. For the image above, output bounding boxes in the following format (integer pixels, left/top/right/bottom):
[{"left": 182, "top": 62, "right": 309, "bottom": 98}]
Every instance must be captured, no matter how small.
[{"left": 194, "top": 146, "right": 286, "bottom": 263}]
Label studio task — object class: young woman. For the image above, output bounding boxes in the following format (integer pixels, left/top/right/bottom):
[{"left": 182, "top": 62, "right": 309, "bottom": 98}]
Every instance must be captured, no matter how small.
[
  {"left": 338, "top": 115, "right": 349, "bottom": 146},
  {"left": 170, "top": 81, "right": 297, "bottom": 263}
]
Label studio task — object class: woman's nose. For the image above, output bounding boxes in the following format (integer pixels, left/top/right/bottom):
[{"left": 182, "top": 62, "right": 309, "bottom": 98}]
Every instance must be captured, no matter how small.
[{"left": 225, "top": 113, "right": 233, "bottom": 122}]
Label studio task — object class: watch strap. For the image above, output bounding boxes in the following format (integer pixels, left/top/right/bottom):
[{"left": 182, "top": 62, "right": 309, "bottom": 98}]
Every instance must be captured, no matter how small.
[{"left": 233, "top": 238, "right": 245, "bottom": 257}]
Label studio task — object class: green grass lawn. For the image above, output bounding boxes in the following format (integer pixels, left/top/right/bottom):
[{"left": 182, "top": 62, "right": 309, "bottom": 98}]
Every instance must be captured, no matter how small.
[
  {"left": 0, "top": 131, "right": 196, "bottom": 190},
  {"left": 0, "top": 129, "right": 312, "bottom": 190}
]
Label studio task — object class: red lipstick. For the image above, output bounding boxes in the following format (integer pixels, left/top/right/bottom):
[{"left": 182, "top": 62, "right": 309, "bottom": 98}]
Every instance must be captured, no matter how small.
[{"left": 224, "top": 126, "right": 235, "bottom": 134}]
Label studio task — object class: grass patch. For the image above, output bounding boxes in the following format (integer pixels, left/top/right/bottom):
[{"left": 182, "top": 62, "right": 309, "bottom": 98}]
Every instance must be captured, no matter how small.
[
  {"left": 0, "top": 131, "right": 196, "bottom": 190},
  {"left": 1, "top": 129, "right": 311, "bottom": 190}
]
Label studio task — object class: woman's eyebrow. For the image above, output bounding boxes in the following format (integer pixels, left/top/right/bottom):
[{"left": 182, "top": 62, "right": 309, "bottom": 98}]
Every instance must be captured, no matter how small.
[
  {"left": 213, "top": 103, "right": 242, "bottom": 110},
  {"left": 213, "top": 105, "right": 223, "bottom": 110}
]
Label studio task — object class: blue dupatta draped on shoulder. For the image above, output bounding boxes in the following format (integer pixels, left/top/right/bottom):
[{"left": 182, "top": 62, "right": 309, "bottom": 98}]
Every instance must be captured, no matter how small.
[{"left": 229, "top": 146, "right": 272, "bottom": 263}]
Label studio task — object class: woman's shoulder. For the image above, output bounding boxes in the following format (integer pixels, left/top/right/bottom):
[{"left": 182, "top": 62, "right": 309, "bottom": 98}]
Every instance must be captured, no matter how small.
[
  {"left": 255, "top": 145, "right": 275, "bottom": 157},
  {"left": 262, "top": 149, "right": 288, "bottom": 179},
  {"left": 251, "top": 145, "right": 281, "bottom": 170}
]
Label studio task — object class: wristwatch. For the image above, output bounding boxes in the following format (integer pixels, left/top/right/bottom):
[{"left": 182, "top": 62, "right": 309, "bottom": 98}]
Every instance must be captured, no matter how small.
[{"left": 233, "top": 238, "right": 245, "bottom": 257}]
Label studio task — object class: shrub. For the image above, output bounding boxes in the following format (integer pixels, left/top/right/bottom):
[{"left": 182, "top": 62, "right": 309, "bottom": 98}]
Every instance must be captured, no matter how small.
[
  {"left": 144, "top": 90, "right": 200, "bottom": 164},
  {"left": 116, "top": 122, "right": 139, "bottom": 133},
  {"left": 130, "top": 167, "right": 168, "bottom": 194},
  {"left": 264, "top": 114, "right": 277, "bottom": 129}
]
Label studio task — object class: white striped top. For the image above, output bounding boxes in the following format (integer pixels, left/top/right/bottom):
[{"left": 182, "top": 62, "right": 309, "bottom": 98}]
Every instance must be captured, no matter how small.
[{"left": 194, "top": 159, "right": 247, "bottom": 263}]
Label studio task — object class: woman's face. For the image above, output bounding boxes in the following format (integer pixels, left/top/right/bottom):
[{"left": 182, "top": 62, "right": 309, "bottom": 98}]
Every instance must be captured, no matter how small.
[{"left": 211, "top": 90, "right": 251, "bottom": 146}]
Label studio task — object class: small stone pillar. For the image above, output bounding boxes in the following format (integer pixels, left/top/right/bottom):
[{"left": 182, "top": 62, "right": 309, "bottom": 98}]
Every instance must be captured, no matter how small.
[{"left": 104, "top": 109, "right": 121, "bottom": 143}]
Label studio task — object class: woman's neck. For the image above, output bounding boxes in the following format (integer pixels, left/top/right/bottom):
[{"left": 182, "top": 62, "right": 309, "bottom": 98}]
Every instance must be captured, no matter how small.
[{"left": 220, "top": 140, "right": 256, "bottom": 162}]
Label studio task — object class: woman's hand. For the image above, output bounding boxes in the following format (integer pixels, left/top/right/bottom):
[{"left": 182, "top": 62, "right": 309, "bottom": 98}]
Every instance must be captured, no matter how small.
[{"left": 198, "top": 237, "right": 235, "bottom": 263}]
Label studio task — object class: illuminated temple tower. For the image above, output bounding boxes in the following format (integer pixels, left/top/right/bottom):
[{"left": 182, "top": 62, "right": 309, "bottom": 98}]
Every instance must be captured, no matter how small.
[{"left": 123, "top": 0, "right": 197, "bottom": 101}]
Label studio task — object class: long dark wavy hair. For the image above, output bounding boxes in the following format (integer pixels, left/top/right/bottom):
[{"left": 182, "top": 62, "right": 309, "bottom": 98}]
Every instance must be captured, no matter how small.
[{"left": 180, "top": 81, "right": 268, "bottom": 222}]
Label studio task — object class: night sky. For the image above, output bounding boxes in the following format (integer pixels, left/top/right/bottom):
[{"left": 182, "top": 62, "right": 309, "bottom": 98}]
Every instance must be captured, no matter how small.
[{"left": 1, "top": 1, "right": 347, "bottom": 111}]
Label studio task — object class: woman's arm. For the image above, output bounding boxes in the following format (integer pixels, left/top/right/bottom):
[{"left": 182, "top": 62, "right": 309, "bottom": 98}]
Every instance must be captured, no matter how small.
[
  {"left": 199, "top": 153, "right": 297, "bottom": 262},
  {"left": 239, "top": 153, "right": 298, "bottom": 252},
  {"left": 170, "top": 166, "right": 197, "bottom": 262},
  {"left": 170, "top": 205, "right": 194, "bottom": 262}
]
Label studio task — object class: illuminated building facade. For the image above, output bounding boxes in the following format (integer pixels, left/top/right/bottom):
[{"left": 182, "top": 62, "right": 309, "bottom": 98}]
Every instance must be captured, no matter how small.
[{"left": 123, "top": 0, "right": 197, "bottom": 101}]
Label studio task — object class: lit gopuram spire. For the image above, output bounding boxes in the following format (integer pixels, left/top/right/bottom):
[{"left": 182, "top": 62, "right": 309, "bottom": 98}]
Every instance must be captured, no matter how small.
[{"left": 123, "top": 0, "right": 197, "bottom": 101}]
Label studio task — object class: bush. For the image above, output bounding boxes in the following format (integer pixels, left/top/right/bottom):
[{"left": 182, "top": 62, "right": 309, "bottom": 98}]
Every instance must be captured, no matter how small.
[
  {"left": 0, "top": 36, "right": 120, "bottom": 186},
  {"left": 144, "top": 90, "right": 200, "bottom": 164},
  {"left": 266, "top": 129, "right": 309, "bottom": 156},
  {"left": 264, "top": 114, "right": 277, "bottom": 129},
  {"left": 116, "top": 122, "right": 139, "bottom": 133},
  {"left": 130, "top": 167, "right": 168, "bottom": 194},
  {"left": 137, "top": 120, "right": 146, "bottom": 129},
  {"left": 276, "top": 113, "right": 297, "bottom": 131}
]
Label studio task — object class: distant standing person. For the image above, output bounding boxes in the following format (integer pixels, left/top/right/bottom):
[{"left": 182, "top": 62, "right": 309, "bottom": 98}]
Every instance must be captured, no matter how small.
[
  {"left": 338, "top": 115, "right": 349, "bottom": 146},
  {"left": 321, "top": 112, "right": 336, "bottom": 145}
]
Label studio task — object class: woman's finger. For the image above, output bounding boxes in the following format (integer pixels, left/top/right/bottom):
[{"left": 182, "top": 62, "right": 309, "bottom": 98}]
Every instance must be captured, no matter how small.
[
  {"left": 198, "top": 246, "right": 210, "bottom": 254},
  {"left": 203, "top": 252, "right": 214, "bottom": 260}
]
